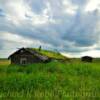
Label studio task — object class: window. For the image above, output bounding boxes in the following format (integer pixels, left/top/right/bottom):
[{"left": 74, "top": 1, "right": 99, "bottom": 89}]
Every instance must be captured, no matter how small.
[
  {"left": 20, "top": 58, "right": 27, "bottom": 65},
  {"left": 20, "top": 50, "right": 24, "bottom": 53}
]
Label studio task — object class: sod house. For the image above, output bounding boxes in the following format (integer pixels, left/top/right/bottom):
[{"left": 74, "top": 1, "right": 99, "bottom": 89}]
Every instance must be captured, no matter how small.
[{"left": 8, "top": 48, "right": 50, "bottom": 65}]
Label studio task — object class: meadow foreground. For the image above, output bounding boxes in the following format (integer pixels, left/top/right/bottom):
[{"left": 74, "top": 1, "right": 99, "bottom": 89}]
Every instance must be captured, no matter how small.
[{"left": 0, "top": 59, "right": 100, "bottom": 100}]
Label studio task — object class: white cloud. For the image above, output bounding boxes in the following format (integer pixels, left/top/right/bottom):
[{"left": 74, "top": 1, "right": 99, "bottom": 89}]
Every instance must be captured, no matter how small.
[
  {"left": 63, "top": 0, "right": 78, "bottom": 15},
  {"left": 62, "top": 50, "right": 100, "bottom": 58},
  {"left": 85, "top": 0, "right": 100, "bottom": 12},
  {"left": 80, "top": 50, "right": 100, "bottom": 58},
  {"left": 0, "top": 0, "right": 100, "bottom": 58},
  {"left": 1, "top": 32, "right": 33, "bottom": 44},
  {"left": 0, "top": 0, "right": 32, "bottom": 25}
]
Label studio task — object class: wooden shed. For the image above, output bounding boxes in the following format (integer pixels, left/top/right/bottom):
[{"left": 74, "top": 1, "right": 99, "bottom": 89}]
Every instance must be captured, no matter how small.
[
  {"left": 81, "top": 56, "right": 93, "bottom": 62},
  {"left": 8, "top": 48, "right": 50, "bottom": 65}
]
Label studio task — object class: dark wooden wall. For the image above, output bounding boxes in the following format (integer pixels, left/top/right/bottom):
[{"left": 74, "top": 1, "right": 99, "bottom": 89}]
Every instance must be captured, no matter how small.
[{"left": 10, "top": 49, "right": 42, "bottom": 65}]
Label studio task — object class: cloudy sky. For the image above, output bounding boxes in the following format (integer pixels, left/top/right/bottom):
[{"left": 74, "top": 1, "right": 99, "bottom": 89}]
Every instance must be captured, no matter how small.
[{"left": 0, "top": 0, "right": 100, "bottom": 58}]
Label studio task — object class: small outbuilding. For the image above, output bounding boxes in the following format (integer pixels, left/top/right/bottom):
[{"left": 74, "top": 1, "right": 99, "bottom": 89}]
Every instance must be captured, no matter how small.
[
  {"left": 81, "top": 56, "right": 93, "bottom": 62},
  {"left": 8, "top": 48, "right": 50, "bottom": 65}
]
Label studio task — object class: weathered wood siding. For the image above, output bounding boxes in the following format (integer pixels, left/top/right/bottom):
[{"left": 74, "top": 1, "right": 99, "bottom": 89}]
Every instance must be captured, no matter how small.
[{"left": 10, "top": 49, "right": 42, "bottom": 65}]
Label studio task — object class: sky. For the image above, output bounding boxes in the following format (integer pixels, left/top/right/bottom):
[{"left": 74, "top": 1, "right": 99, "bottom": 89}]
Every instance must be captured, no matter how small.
[{"left": 0, "top": 0, "right": 100, "bottom": 58}]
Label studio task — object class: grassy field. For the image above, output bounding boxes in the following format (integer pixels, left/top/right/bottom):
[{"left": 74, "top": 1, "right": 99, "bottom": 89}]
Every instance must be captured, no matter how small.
[{"left": 0, "top": 59, "right": 100, "bottom": 99}]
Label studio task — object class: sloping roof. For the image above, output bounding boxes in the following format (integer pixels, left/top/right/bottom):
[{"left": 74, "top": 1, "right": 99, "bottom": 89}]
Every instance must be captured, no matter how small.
[
  {"left": 8, "top": 48, "right": 49, "bottom": 61},
  {"left": 26, "top": 48, "right": 49, "bottom": 61},
  {"left": 30, "top": 48, "right": 68, "bottom": 60},
  {"left": 82, "top": 56, "right": 93, "bottom": 58}
]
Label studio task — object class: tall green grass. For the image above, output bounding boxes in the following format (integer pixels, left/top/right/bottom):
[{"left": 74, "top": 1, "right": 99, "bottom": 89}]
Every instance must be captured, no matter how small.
[{"left": 0, "top": 60, "right": 100, "bottom": 99}]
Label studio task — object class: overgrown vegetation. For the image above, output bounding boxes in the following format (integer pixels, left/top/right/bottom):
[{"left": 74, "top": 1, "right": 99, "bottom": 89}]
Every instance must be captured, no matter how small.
[
  {"left": 31, "top": 48, "right": 68, "bottom": 60},
  {"left": 0, "top": 59, "right": 100, "bottom": 99}
]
